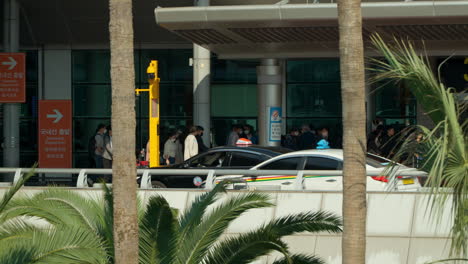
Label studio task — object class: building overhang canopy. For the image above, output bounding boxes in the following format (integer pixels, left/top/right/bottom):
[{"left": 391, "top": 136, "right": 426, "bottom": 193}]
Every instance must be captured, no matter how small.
[{"left": 155, "top": 2, "right": 468, "bottom": 58}]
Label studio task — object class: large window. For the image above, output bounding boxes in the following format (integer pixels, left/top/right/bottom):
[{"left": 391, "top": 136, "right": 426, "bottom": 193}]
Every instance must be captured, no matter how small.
[
  {"left": 211, "top": 57, "right": 258, "bottom": 146},
  {"left": 286, "top": 59, "right": 342, "bottom": 148},
  {"left": 72, "top": 49, "right": 192, "bottom": 167},
  {"left": 259, "top": 157, "right": 302, "bottom": 170},
  {"left": 373, "top": 81, "right": 416, "bottom": 129}
]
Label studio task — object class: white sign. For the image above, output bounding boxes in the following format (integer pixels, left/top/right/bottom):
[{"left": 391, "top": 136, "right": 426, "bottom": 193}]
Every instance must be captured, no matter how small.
[{"left": 268, "top": 106, "right": 282, "bottom": 142}]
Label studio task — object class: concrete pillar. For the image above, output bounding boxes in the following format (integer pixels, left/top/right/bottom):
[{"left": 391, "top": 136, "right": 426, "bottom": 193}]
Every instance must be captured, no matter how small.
[
  {"left": 193, "top": 0, "right": 210, "bottom": 145},
  {"left": 3, "top": 0, "right": 20, "bottom": 171},
  {"left": 44, "top": 50, "right": 72, "bottom": 100},
  {"left": 257, "top": 59, "right": 282, "bottom": 146}
]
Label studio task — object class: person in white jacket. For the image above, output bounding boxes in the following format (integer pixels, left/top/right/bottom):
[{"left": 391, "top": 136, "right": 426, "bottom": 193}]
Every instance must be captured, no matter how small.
[{"left": 184, "top": 126, "right": 199, "bottom": 161}]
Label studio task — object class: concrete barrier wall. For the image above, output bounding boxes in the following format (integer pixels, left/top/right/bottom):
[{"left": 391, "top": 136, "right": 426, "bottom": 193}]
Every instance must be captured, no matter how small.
[{"left": 1, "top": 188, "right": 454, "bottom": 264}]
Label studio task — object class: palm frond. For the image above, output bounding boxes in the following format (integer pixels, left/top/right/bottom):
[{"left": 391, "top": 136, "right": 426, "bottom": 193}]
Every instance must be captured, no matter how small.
[
  {"left": 99, "top": 183, "right": 115, "bottom": 259},
  {"left": 370, "top": 33, "right": 467, "bottom": 257},
  {"left": 139, "top": 195, "right": 176, "bottom": 264},
  {"left": 200, "top": 229, "right": 292, "bottom": 264},
  {"left": 179, "top": 192, "right": 273, "bottom": 264},
  {"left": 30, "top": 226, "right": 108, "bottom": 264},
  {"left": 369, "top": 34, "right": 446, "bottom": 124},
  {"left": 1, "top": 189, "right": 103, "bottom": 231},
  {"left": 262, "top": 211, "right": 342, "bottom": 236},
  {"left": 272, "top": 254, "right": 325, "bottom": 264},
  {"left": 0, "top": 165, "right": 36, "bottom": 213},
  {"left": 0, "top": 247, "right": 35, "bottom": 264},
  {"left": 0, "top": 219, "right": 38, "bottom": 246},
  {"left": 0, "top": 225, "right": 108, "bottom": 264},
  {"left": 178, "top": 182, "right": 226, "bottom": 241},
  {"left": 201, "top": 231, "right": 290, "bottom": 264}
]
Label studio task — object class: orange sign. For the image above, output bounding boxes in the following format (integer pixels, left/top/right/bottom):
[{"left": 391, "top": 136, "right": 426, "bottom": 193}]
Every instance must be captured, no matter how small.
[
  {"left": 0, "top": 53, "right": 26, "bottom": 103},
  {"left": 39, "top": 100, "right": 72, "bottom": 168}
]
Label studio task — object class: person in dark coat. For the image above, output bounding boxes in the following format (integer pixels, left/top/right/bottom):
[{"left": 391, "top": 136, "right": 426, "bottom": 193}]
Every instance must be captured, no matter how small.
[
  {"left": 380, "top": 126, "right": 397, "bottom": 158},
  {"left": 367, "top": 125, "right": 384, "bottom": 155},
  {"left": 196, "top": 126, "right": 209, "bottom": 153},
  {"left": 298, "top": 124, "right": 317, "bottom": 150},
  {"left": 283, "top": 128, "right": 300, "bottom": 150}
]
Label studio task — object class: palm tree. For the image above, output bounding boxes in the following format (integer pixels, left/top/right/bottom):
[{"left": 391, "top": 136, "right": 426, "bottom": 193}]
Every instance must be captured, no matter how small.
[
  {"left": 108, "top": 0, "right": 139, "bottom": 262},
  {"left": 0, "top": 183, "right": 342, "bottom": 264},
  {"left": 336, "top": 0, "right": 368, "bottom": 263},
  {"left": 0, "top": 168, "right": 107, "bottom": 264},
  {"left": 370, "top": 34, "right": 467, "bottom": 258}
]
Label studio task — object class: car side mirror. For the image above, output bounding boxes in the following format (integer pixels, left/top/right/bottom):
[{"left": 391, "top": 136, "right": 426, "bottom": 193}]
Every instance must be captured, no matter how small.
[{"left": 183, "top": 163, "right": 190, "bottom": 168}]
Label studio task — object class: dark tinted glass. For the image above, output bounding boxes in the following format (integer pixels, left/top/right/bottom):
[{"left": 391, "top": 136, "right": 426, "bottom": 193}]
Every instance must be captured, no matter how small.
[
  {"left": 305, "top": 157, "right": 341, "bottom": 170},
  {"left": 374, "top": 81, "right": 416, "bottom": 128},
  {"left": 189, "top": 151, "right": 228, "bottom": 167},
  {"left": 212, "top": 59, "right": 257, "bottom": 83},
  {"left": 211, "top": 84, "right": 257, "bottom": 117},
  {"left": 72, "top": 51, "right": 111, "bottom": 83},
  {"left": 73, "top": 85, "right": 111, "bottom": 117},
  {"left": 287, "top": 60, "right": 340, "bottom": 83},
  {"left": 25, "top": 51, "right": 39, "bottom": 83},
  {"left": 139, "top": 49, "right": 192, "bottom": 82},
  {"left": 438, "top": 57, "right": 466, "bottom": 93},
  {"left": 287, "top": 83, "right": 341, "bottom": 117},
  {"left": 230, "top": 152, "right": 264, "bottom": 167},
  {"left": 260, "top": 157, "right": 301, "bottom": 170}
]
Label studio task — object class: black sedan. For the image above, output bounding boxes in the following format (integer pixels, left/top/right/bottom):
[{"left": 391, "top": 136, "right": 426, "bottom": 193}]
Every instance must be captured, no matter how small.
[{"left": 148, "top": 146, "right": 292, "bottom": 188}]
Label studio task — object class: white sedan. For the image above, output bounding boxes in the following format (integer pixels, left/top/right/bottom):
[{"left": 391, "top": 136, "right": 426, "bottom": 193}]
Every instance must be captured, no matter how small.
[{"left": 214, "top": 149, "right": 423, "bottom": 191}]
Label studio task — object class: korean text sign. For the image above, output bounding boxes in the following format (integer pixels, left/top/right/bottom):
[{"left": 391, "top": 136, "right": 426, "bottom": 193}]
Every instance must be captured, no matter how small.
[
  {"left": 39, "top": 100, "right": 72, "bottom": 168},
  {"left": 268, "top": 106, "right": 282, "bottom": 142},
  {"left": 0, "top": 53, "right": 26, "bottom": 103}
]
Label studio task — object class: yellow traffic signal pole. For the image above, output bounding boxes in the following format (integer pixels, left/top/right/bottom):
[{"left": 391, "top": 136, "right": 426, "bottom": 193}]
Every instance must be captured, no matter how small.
[{"left": 135, "top": 60, "right": 160, "bottom": 167}]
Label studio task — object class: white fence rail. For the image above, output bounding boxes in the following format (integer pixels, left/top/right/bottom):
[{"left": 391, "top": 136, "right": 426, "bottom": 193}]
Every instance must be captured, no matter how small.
[{"left": 0, "top": 167, "right": 428, "bottom": 190}]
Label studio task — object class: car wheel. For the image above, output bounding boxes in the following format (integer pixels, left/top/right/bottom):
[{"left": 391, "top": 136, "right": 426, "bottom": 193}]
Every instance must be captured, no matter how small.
[{"left": 151, "top": 180, "right": 167, "bottom": 189}]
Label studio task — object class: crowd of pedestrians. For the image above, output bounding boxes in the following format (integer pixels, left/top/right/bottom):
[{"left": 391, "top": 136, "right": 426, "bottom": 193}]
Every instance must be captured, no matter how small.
[
  {"left": 88, "top": 119, "right": 413, "bottom": 173},
  {"left": 281, "top": 124, "right": 335, "bottom": 150}
]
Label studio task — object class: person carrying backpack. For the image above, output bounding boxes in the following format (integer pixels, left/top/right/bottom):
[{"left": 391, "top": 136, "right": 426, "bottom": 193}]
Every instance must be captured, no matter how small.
[{"left": 94, "top": 124, "right": 107, "bottom": 168}]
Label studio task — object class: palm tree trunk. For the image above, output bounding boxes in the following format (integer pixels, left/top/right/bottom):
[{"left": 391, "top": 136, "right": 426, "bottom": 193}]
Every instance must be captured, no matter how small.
[
  {"left": 337, "top": 0, "right": 367, "bottom": 263},
  {"left": 109, "top": 0, "right": 139, "bottom": 263}
]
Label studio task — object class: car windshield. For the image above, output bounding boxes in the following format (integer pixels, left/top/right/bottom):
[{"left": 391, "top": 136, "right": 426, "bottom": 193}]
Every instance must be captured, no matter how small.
[
  {"left": 366, "top": 153, "right": 392, "bottom": 168},
  {"left": 189, "top": 152, "right": 226, "bottom": 167}
]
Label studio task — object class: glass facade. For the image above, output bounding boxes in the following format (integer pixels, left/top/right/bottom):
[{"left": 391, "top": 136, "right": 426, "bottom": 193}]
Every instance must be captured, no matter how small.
[
  {"left": 0, "top": 51, "right": 39, "bottom": 167},
  {"left": 286, "top": 60, "right": 343, "bottom": 147},
  {"left": 72, "top": 49, "right": 192, "bottom": 167},
  {"left": 0, "top": 49, "right": 429, "bottom": 168},
  {"left": 211, "top": 57, "right": 258, "bottom": 146},
  {"left": 373, "top": 81, "right": 417, "bottom": 129}
]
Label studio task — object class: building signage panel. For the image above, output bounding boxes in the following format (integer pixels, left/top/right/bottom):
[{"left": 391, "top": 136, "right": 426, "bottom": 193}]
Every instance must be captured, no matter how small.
[
  {"left": 0, "top": 53, "right": 26, "bottom": 103},
  {"left": 268, "top": 106, "right": 282, "bottom": 142},
  {"left": 38, "top": 100, "right": 72, "bottom": 168}
]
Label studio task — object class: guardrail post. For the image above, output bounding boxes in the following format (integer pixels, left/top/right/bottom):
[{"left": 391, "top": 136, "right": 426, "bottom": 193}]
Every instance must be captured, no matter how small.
[
  {"left": 293, "top": 171, "right": 304, "bottom": 190},
  {"left": 77, "top": 169, "right": 88, "bottom": 188},
  {"left": 205, "top": 170, "right": 215, "bottom": 190},
  {"left": 141, "top": 170, "right": 152, "bottom": 189},
  {"left": 12, "top": 168, "right": 22, "bottom": 185}
]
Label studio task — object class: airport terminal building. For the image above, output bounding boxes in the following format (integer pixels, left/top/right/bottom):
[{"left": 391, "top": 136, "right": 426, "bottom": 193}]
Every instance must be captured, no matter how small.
[{"left": 1, "top": 0, "right": 467, "bottom": 168}]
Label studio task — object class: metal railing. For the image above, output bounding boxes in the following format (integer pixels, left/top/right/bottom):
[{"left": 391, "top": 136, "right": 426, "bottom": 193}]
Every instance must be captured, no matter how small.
[{"left": 0, "top": 167, "right": 428, "bottom": 190}]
